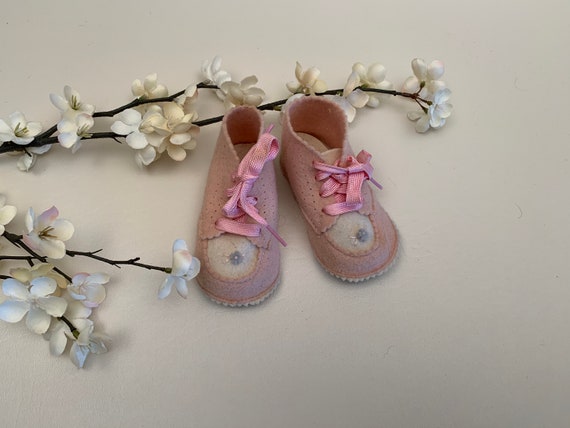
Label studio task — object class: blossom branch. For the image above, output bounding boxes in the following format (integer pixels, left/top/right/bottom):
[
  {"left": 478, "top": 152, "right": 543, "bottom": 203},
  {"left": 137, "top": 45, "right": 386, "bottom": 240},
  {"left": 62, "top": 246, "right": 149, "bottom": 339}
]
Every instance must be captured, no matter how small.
[
  {"left": 66, "top": 249, "right": 169, "bottom": 273},
  {"left": 0, "top": 85, "right": 433, "bottom": 155},
  {"left": 2, "top": 230, "right": 168, "bottom": 274},
  {"left": 92, "top": 82, "right": 218, "bottom": 118},
  {"left": 0, "top": 82, "right": 218, "bottom": 155}
]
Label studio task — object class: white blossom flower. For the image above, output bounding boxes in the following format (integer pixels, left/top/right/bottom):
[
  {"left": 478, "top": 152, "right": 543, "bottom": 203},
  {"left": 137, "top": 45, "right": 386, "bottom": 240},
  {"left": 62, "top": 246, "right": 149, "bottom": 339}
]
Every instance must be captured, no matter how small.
[
  {"left": 135, "top": 145, "right": 158, "bottom": 167},
  {"left": 69, "top": 322, "right": 110, "bottom": 368},
  {"left": 67, "top": 272, "right": 109, "bottom": 308},
  {"left": 329, "top": 70, "right": 370, "bottom": 123},
  {"left": 22, "top": 206, "right": 74, "bottom": 259},
  {"left": 131, "top": 73, "right": 168, "bottom": 99},
  {"left": 0, "top": 111, "right": 42, "bottom": 145},
  {"left": 0, "top": 276, "right": 67, "bottom": 334},
  {"left": 111, "top": 109, "right": 151, "bottom": 150},
  {"left": 427, "top": 88, "right": 453, "bottom": 128},
  {"left": 351, "top": 62, "right": 394, "bottom": 107},
  {"left": 158, "top": 239, "right": 200, "bottom": 299},
  {"left": 16, "top": 144, "right": 51, "bottom": 172},
  {"left": 142, "top": 103, "right": 199, "bottom": 162},
  {"left": 49, "top": 86, "right": 95, "bottom": 121},
  {"left": 286, "top": 62, "right": 327, "bottom": 95},
  {"left": 201, "top": 56, "right": 232, "bottom": 87},
  {"left": 407, "top": 110, "right": 431, "bottom": 133},
  {"left": 220, "top": 76, "right": 265, "bottom": 109},
  {"left": 46, "top": 300, "right": 92, "bottom": 357},
  {"left": 0, "top": 194, "right": 17, "bottom": 236},
  {"left": 57, "top": 113, "right": 94, "bottom": 153},
  {"left": 407, "top": 88, "right": 453, "bottom": 133},
  {"left": 402, "top": 58, "right": 446, "bottom": 98}
]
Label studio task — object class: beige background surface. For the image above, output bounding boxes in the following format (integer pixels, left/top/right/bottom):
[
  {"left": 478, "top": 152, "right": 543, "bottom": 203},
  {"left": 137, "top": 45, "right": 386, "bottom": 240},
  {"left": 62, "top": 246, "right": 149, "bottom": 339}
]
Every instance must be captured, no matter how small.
[{"left": 1, "top": 1, "right": 569, "bottom": 427}]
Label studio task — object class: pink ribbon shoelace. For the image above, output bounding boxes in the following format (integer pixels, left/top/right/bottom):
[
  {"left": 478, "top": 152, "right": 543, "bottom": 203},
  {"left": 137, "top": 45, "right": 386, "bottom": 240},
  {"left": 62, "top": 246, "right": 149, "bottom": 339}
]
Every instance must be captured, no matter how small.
[
  {"left": 215, "top": 127, "right": 287, "bottom": 246},
  {"left": 313, "top": 150, "right": 382, "bottom": 216}
]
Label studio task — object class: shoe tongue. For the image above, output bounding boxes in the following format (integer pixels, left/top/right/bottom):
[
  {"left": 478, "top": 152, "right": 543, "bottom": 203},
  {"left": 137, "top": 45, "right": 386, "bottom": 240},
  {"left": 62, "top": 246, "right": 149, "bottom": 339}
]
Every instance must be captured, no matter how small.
[{"left": 320, "top": 148, "right": 343, "bottom": 164}]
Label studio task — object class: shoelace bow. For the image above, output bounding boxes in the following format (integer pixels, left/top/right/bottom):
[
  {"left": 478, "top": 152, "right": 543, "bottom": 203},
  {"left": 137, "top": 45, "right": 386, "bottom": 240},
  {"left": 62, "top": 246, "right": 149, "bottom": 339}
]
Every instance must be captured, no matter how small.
[
  {"left": 313, "top": 150, "right": 382, "bottom": 216},
  {"left": 215, "top": 126, "right": 287, "bottom": 246}
]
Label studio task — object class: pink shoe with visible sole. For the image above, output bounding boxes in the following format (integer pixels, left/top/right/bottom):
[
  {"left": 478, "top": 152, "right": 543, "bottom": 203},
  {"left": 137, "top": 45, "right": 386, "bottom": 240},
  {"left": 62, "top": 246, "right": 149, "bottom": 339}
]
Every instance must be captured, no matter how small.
[
  {"left": 195, "top": 106, "right": 285, "bottom": 306},
  {"left": 281, "top": 96, "right": 398, "bottom": 282}
]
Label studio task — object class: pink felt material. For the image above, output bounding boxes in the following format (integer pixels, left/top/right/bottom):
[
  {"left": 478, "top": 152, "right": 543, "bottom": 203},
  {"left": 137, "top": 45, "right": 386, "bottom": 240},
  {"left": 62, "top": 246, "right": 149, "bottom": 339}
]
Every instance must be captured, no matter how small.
[
  {"left": 195, "top": 106, "right": 280, "bottom": 305},
  {"left": 280, "top": 96, "right": 399, "bottom": 281}
]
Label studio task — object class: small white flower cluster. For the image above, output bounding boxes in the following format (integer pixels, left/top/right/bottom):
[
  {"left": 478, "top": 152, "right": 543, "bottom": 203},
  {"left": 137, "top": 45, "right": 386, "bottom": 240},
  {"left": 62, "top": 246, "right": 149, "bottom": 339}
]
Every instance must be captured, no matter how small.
[
  {"left": 201, "top": 56, "right": 266, "bottom": 109},
  {"left": 0, "top": 195, "right": 201, "bottom": 367},
  {"left": 50, "top": 85, "right": 96, "bottom": 152},
  {"left": 0, "top": 262, "right": 110, "bottom": 368},
  {"left": 332, "top": 62, "right": 394, "bottom": 123},
  {"left": 111, "top": 73, "right": 200, "bottom": 167},
  {"left": 158, "top": 239, "right": 200, "bottom": 299},
  {"left": 403, "top": 58, "right": 453, "bottom": 133},
  {"left": 0, "top": 111, "right": 47, "bottom": 171},
  {"left": 0, "top": 85, "right": 96, "bottom": 171},
  {"left": 285, "top": 61, "right": 394, "bottom": 122},
  {"left": 284, "top": 59, "right": 452, "bottom": 131}
]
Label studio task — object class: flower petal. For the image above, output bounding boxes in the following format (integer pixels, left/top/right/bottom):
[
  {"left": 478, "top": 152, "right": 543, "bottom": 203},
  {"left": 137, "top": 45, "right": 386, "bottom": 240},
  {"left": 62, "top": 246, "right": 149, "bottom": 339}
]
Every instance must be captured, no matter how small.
[
  {"left": 170, "top": 133, "right": 192, "bottom": 146},
  {"left": 367, "top": 63, "right": 387, "bottom": 84},
  {"left": 0, "top": 300, "right": 29, "bottom": 322},
  {"left": 172, "top": 250, "right": 193, "bottom": 276},
  {"left": 407, "top": 110, "right": 425, "bottom": 121},
  {"left": 131, "top": 80, "right": 144, "bottom": 97},
  {"left": 172, "top": 239, "right": 188, "bottom": 253},
  {"left": 22, "top": 233, "right": 42, "bottom": 252},
  {"left": 347, "top": 89, "right": 369, "bottom": 108},
  {"left": 136, "top": 146, "right": 156, "bottom": 166},
  {"left": 39, "top": 239, "right": 66, "bottom": 259},
  {"left": 415, "top": 115, "right": 431, "bottom": 133},
  {"left": 51, "top": 219, "right": 74, "bottom": 241},
  {"left": 427, "top": 60, "right": 445, "bottom": 80},
  {"left": 58, "top": 132, "right": 79, "bottom": 148},
  {"left": 174, "top": 277, "right": 188, "bottom": 299},
  {"left": 36, "top": 206, "right": 59, "bottom": 230},
  {"left": 0, "top": 204, "right": 17, "bottom": 226},
  {"left": 184, "top": 257, "right": 200, "bottom": 280},
  {"left": 158, "top": 276, "right": 174, "bottom": 299},
  {"left": 411, "top": 58, "right": 427, "bottom": 80},
  {"left": 88, "top": 273, "right": 110, "bottom": 285},
  {"left": 111, "top": 121, "right": 134, "bottom": 136},
  {"left": 16, "top": 154, "right": 34, "bottom": 171},
  {"left": 125, "top": 132, "right": 148, "bottom": 149},
  {"left": 117, "top": 108, "right": 142, "bottom": 126},
  {"left": 26, "top": 306, "right": 52, "bottom": 334},
  {"left": 30, "top": 277, "right": 57, "bottom": 297},
  {"left": 166, "top": 144, "right": 187, "bottom": 161},
  {"left": 70, "top": 342, "right": 89, "bottom": 368},
  {"left": 65, "top": 300, "right": 92, "bottom": 319},
  {"left": 49, "top": 323, "right": 69, "bottom": 356},
  {"left": 2, "top": 278, "right": 29, "bottom": 300},
  {"left": 50, "top": 93, "right": 68, "bottom": 111},
  {"left": 402, "top": 76, "right": 420, "bottom": 93},
  {"left": 26, "top": 122, "right": 42, "bottom": 137},
  {"left": 37, "top": 296, "right": 67, "bottom": 317}
]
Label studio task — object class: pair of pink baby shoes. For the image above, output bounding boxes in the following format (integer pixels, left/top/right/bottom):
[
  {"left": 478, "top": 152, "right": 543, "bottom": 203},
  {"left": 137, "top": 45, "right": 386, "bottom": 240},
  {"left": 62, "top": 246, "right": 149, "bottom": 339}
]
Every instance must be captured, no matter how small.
[{"left": 194, "top": 96, "right": 399, "bottom": 306}]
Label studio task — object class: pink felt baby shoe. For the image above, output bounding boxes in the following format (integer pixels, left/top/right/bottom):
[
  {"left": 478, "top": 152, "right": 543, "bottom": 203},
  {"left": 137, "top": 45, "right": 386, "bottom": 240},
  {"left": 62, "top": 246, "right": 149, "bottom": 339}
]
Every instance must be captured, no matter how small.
[
  {"left": 281, "top": 96, "right": 398, "bottom": 281},
  {"left": 195, "top": 106, "right": 285, "bottom": 306}
]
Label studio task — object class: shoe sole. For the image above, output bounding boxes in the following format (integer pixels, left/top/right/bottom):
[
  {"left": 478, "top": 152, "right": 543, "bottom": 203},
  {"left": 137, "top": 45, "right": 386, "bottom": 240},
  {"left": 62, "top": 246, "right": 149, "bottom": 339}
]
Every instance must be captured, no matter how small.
[
  {"left": 198, "top": 273, "right": 280, "bottom": 308},
  {"left": 316, "top": 236, "right": 400, "bottom": 283}
]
